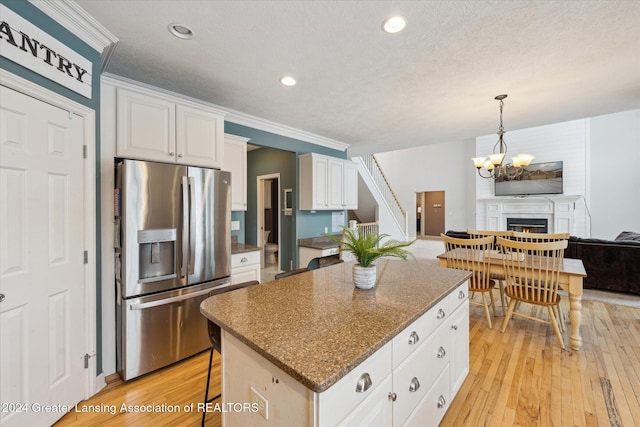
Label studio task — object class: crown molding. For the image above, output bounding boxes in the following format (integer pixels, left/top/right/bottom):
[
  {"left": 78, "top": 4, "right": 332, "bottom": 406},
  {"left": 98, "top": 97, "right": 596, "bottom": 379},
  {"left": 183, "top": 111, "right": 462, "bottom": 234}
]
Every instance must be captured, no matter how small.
[
  {"left": 101, "top": 73, "right": 228, "bottom": 116},
  {"left": 28, "top": 0, "right": 119, "bottom": 72},
  {"left": 225, "top": 109, "right": 350, "bottom": 152}
]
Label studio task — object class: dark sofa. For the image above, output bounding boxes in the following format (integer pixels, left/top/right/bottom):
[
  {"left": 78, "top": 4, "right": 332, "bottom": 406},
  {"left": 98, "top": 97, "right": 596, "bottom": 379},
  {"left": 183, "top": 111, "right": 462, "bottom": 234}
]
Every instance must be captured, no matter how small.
[
  {"left": 565, "top": 231, "right": 640, "bottom": 296},
  {"left": 444, "top": 230, "right": 640, "bottom": 296}
]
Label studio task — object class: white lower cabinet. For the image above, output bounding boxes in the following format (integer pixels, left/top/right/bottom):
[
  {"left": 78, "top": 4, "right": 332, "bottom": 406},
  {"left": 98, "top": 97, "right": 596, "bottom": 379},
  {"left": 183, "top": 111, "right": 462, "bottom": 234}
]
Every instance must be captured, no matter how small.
[
  {"left": 230, "top": 250, "right": 261, "bottom": 284},
  {"left": 337, "top": 374, "right": 393, "bottom": 427},
  {"left": 221, "top": 282, "right": 469, "bottom": 426}
]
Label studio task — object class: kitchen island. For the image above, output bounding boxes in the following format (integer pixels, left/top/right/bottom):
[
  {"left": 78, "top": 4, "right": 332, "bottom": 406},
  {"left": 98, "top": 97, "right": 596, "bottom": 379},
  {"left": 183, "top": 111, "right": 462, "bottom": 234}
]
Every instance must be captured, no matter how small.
[{"left": 200, "top": 259, "right": 470, "bottom": 426}]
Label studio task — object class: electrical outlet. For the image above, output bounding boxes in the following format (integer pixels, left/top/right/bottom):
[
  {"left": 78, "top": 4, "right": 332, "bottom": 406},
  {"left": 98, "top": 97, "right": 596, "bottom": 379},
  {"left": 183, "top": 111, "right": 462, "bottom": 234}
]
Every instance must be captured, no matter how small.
[
  {"left": 250, "top": 387, "right": 268, "bottom": 420},
  {"left": 231, "top": 220, "right": 240, "bottom": 231}
]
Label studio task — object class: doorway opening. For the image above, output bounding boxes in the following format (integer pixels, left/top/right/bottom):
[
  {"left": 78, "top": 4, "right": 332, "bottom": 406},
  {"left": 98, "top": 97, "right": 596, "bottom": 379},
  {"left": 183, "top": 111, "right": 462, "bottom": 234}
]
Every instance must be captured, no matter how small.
[
  {"left": 257, "top": 174, "right": 281, "bottom": 273},
  {"left": 415, "top": 191, "right": 445, "bottom": 237}
]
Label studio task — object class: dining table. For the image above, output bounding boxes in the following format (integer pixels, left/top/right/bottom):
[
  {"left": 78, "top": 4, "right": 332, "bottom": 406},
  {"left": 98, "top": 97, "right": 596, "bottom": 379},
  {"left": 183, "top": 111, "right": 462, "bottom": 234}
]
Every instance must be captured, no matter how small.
[{"left": 437, "top": 251, "right": 587, "bottom": 351}]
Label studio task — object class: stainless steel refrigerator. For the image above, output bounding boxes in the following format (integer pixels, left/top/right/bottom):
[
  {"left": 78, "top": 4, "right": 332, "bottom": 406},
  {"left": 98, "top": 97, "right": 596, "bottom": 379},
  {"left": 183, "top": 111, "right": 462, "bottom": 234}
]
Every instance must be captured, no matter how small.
[{"left": 115, "top": 159, "right": 231, "bottom": 380}]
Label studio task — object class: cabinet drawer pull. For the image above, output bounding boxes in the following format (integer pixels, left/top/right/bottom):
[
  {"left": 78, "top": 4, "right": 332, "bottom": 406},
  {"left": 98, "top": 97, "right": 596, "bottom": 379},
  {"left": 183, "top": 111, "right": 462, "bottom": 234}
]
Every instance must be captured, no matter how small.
[
  {"left": 169, "top": 151, "right": 175, "bottom": 156},
  {"left": 458, "top": 290, "right": 466, "bottom": 299},
  {"left": 408, "top": 331, "right": 419, "bottom": 345},
  {"left": 388, "top": 392, "right": 397, "bottom": 402},
  {"left": 451, "top": 324, "right": 458, "bottom": 331},
  {"left": 409, "top": 377, "right": 420, "bottom": 392},
  {"left": 437, "top": 395, "right": 446, "bottom": 409},
  {"left": 178, "top": 153, "right": 183, "bottom": 158},
  {"left": 241, "top": 257, "right": 248, "bottom": 263},
  {"left": 355, "top": 373, "right": 372, "bottom": 393},
  {"left": 437, "top": 308, "right": 446, "bottom": 319},
  {"left": 437, "top": 346, "right": 446, "bottom": 359}
]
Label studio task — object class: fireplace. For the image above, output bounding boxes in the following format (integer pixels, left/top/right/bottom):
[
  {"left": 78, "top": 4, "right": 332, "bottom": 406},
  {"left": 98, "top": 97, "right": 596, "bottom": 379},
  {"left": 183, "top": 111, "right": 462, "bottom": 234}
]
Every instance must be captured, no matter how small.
[{"left": 506, "top": 218, "right": 548, "bottom": 233}]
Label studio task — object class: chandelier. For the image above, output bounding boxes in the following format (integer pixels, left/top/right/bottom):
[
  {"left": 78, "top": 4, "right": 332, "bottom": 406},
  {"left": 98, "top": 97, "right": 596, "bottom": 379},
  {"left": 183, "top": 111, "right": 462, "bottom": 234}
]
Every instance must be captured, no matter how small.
[{"left": 472, "top": 94, "right": 535, "bottom": 179}]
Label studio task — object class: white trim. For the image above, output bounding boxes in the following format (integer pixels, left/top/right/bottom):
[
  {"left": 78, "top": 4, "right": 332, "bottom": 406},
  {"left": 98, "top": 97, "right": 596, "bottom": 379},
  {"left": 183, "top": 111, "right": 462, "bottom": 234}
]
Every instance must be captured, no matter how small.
[
  {"left": 0, "top": 69, "right": 98, "bottom": 399},
  {"left": 94, "top": 373, "right": 107, "bottom": 395},
  {"left": 225, "top": 109, "right": 350, "bottom": 152},
  {"left": 28, "top": 0, "right": 119, "bottom": 72},
  {"left": 102, "top": 73, "right": 350, "bottom": 153},
  {"left": 102, "top": 73, "right": 227, "bottom": 116}
]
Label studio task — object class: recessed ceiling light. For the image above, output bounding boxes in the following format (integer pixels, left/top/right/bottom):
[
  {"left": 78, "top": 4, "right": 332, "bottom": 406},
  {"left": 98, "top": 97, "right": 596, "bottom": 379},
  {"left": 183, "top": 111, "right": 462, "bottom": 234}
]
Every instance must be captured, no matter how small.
[
  {"left": 168, "top": 23, "right": 194, "bottom": 40},
  {"left": 382, "top": 16, "right": 406, "bottom": 34},
  {"left": 280, "top": 76, "right": 297, "bottom": 86}
]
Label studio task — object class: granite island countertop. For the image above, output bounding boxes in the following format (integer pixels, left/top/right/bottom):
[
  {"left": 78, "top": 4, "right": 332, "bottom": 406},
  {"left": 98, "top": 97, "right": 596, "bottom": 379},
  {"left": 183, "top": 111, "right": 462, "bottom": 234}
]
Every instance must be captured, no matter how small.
[{"left": 200, "top": 259, "right": 470, "bottom": 393}]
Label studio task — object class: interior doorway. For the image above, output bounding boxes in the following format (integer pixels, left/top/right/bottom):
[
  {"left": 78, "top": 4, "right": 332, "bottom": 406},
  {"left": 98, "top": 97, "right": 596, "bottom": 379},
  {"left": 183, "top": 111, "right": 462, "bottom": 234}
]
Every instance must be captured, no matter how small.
[
  {"left": 415, "top": 191, "right": 445, "bottom": 237},
  {"left": 257, "top": 174, "right": 281, "bottom": 270}
]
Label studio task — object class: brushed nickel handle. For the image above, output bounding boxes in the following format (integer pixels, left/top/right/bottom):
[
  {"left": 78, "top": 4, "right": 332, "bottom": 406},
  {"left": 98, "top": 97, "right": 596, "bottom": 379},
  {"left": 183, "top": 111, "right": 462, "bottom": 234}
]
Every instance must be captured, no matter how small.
[
  {"left": 437, "top": 395, "right": 446, "bottom": 408},
  {"left": 241, "top": 257, "right": 248, "bottom": 263},
  {"left": 437, "top": 346, "right": 446, "bottom": 359},
  {"left": 409, "top": 377, "right": 420, "bottom": 392},
  {"left": 355, "top": 373, "right": 372, "bottom": 393},
  {"left": 0, "top": 293, "right": 5, "bottom": 303},
  {"left": 451, "top": 324, "right": 458, "bottom": 331},
  {"left": 169, "top": 151, "right": 175, "bottom": 156},
  {"left": 437, "top": 308, "right": 446, "bottom": 319},
  {"left": 408, "top": 331, "right": 419, "bottom": 345},
  {"left": 458, "top": 290, "right": 466, "bottom": 299},
  {"left": 178, "top": 153, "right": 183, "bottom": 158},
  {"left": 388, "top": 392, "right": 397, "bottom": 402}
]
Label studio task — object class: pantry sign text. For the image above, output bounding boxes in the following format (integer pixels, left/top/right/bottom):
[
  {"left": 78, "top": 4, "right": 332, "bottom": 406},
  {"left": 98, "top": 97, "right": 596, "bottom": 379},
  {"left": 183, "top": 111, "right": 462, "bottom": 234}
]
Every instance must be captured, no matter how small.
[{"left": 0, "top": 4, "right": 92, "bottom": 99}]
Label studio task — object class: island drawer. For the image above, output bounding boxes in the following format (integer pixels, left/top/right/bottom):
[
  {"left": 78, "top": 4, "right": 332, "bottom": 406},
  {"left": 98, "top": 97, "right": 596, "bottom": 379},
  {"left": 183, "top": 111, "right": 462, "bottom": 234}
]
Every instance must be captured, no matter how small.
[
  {"left": 231, "top": 250, "right": 260, "bottom": 269},
  {"left": 318, "top": 341, "right": 392, "bottom": 427},
  {"left": 392, "top": 321, "right": 449, "bottom": 426},
  {"left": 403, "top": 365, "right": 451, "bottom": 427},
  {"left": 446, "top": 282, "right": 469, "bottom": 313},
  {"left": 392, "top": 294, "right": 449, "bottom": 366}
]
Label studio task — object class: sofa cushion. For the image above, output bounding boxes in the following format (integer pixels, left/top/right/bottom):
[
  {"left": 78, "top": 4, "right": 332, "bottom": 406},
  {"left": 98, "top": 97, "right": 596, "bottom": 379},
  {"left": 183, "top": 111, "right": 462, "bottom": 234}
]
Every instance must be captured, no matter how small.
[{"left": 615, "top": 231, "right": 640, "bottom": 242}]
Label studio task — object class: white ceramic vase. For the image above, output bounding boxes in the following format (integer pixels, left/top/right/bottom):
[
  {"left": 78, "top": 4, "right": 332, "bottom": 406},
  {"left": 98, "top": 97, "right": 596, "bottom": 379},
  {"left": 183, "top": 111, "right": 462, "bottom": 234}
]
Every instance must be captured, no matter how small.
[{"left": 352, "top": 264, "right": 377, "bottom": 290}]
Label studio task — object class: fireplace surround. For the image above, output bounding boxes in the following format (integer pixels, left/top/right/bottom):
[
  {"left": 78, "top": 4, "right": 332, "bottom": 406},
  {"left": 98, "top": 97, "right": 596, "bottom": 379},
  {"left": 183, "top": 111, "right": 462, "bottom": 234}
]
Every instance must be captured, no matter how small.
[{"left": 480, "top": 196, "right": 582, "bottom": 235}]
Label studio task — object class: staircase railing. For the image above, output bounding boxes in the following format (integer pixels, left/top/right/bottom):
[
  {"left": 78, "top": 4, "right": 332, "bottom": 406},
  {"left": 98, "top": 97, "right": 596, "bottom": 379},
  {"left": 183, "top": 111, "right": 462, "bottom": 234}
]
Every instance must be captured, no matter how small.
[
  {"left": 360, "top": 154, "right": 407, "bottom": 236},
  {"left": 357, "top": 222, "right": 379, "bottom": 240}
]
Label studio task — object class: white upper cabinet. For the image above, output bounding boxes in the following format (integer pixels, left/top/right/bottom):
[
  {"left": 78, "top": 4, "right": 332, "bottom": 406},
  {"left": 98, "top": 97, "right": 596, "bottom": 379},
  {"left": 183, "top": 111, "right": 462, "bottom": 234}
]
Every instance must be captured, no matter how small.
[
  {"left": 115, "top": 85, "right": 225, "bottom": 168},
  {"left": 222, "top": 133, "right": 249, "bottom": 211},
  {"left": 176, "top": 105, "right": 224, "bottom": 167},
  {"left": 299, "top": 153, "right": 358, "bottom": 210}
]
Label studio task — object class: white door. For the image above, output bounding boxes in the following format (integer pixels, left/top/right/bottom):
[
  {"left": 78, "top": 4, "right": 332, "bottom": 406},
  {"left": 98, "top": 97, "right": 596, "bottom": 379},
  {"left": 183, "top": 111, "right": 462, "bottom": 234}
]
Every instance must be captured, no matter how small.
[{"left": 0, "top": 86, "right": 86, "bottom": 426}]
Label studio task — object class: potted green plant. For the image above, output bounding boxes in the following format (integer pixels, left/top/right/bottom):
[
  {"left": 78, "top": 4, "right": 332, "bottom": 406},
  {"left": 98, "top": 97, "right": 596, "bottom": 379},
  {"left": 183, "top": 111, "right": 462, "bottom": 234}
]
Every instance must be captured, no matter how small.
[{"left": 326, "top": 227, "right": 415, "bottom": 289}]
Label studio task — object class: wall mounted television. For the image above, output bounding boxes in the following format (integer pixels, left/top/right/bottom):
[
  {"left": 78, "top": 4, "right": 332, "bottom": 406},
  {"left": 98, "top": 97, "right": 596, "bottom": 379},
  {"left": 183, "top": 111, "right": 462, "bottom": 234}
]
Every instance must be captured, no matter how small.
[{"left": 494, "top": 161, "right": 563, "bottom": 196}]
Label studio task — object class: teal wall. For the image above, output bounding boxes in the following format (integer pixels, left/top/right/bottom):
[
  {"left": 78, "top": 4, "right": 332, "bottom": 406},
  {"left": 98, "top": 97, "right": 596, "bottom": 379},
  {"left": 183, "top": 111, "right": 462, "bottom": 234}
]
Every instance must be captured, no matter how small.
[
  {"left": 225, "top": 122, "right": 347, "bottom": 269},
  {"left": 0, "top": 0, "right": 104, "bottom": 372}
]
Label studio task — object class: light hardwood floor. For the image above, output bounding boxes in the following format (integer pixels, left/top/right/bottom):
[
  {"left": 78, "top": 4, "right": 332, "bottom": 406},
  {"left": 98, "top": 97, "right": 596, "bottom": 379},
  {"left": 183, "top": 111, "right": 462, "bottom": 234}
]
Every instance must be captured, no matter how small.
[{"left": 56, "top": 296, "right": 640, "bottom": 426}]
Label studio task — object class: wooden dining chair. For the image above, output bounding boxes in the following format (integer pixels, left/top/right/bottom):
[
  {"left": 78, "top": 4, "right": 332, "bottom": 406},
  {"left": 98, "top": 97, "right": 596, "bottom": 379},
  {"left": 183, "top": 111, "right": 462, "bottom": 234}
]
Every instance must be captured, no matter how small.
[
  {"left": 466, "top": 229, "right": 514, "bottom": 314},
  {"left": 441, "top": 234, "right": 498, "bottom": 328},
  {"left": 509, "top": 231, "right": 570, "bottom": 330},
  {"left": 496, "top": 237, "right": 568, "bottom": 349}
]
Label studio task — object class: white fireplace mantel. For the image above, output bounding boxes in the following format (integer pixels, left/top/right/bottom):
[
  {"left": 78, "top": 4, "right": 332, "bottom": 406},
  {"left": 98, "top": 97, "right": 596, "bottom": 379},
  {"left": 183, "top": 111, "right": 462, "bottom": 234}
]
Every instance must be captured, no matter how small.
[{"left": 481, "top": 196, "right": 581, "bottom": 234}]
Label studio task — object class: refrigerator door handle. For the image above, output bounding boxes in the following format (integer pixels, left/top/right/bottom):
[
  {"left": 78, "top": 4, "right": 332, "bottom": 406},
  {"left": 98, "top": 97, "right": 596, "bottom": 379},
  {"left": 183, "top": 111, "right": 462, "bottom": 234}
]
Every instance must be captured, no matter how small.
[
  {"left": 129, "top": 287, "right": 213, "bottom": 311},
  {"left": 188, "top": 176, "right": 196, "bottom": 275},
  {"left": 181, "top": 176, "right": 189, "bottom": 277}
]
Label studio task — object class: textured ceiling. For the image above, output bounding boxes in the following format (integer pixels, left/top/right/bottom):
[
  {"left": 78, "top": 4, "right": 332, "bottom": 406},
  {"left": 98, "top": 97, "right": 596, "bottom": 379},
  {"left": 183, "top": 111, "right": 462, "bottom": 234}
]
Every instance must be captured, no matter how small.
[{"left": 76, "top": 0, "right": 640, "bottom": 156}]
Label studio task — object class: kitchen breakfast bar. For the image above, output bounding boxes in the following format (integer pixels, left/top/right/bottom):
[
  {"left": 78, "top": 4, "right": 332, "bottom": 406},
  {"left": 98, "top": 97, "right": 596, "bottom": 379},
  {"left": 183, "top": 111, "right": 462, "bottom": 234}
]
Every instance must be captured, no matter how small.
[{"left": 200, "top": 260, "right": 471, "bottom": 426}]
